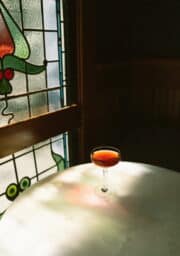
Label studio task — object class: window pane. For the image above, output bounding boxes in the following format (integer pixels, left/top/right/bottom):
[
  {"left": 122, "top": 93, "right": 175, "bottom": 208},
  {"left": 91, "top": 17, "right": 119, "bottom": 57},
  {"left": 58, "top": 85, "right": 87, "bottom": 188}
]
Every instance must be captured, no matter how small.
[
  {"left": 28, "top": 72, "right": 46, "bottom": 91},
  {"left": 30, "top": 92, "right": 48, "bottom": 116},
  {"left": 0, "top": 161, "right": 16, "bottom": 194},
  {"left": 47, "top": 62, "right": 60, "bottom": 87},
  {"left": 22, "top": 0, "right": 42, "bottom": 29},
  {"left": 4, "top": 0, "right": 22, "bottom": 28},
  {"left": 0, "top": 132, "right": 69, "bottom": 214},
  {"left": 48, "top": 90, "right": 61, "bottom": 111},
  {"left": 43, "top": 0, "right": 57, "bottom": 30},
  {"left": 8, "top": 97, "right": 29, "bottom": 122},
  {"left": 15, "top": 152, "right": 36, "bottom": 180},
  {"left": 25, "top": 31, "right": 44, "bottom": 65},
  {"left": 10, "top": 72, "right": 27, "bottom": 94},
  {"left": 0, "top": 0, "right": 70, "bottom": 216},
  {"left": 45, "top": 32, "right": 58, "bottom": 61}
]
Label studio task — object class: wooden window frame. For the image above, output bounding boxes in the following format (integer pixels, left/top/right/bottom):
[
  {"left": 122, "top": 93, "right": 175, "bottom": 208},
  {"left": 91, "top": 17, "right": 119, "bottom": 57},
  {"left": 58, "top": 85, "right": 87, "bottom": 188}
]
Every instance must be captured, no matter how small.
[{"left": 0, "top": 0, "right": 96, "bottom": 164}]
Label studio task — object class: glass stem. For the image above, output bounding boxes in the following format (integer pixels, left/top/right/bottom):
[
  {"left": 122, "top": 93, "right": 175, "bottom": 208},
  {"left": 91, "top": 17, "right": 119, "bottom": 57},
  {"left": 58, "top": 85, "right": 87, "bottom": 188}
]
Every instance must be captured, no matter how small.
[{"left": 101, "top": 168, "right": 108, "bottom": 192}]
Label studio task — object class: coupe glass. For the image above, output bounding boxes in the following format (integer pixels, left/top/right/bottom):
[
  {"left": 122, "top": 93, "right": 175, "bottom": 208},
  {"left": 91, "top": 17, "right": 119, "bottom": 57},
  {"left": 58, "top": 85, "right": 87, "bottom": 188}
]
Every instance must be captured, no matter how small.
[{"left": 90, "top": 146, "right": 121, "bottom": 193}]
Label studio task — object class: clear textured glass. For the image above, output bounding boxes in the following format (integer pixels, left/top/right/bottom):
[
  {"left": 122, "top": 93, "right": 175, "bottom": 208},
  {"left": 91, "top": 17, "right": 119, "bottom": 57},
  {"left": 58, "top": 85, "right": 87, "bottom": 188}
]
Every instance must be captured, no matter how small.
[
  {"left": 0, "top": 196, "right": 11, "bottom": 213},
  {"left": 45, "top": 32, "right": 58, "bottom": 61},
  {"left": 47, "top": 62, "right": 60, "bottom": 87},
  {"left": 25, "top": 31, "right": 44, "bottom": 65},
  {"left": 4, "top": 0, "right": 22, "bottom": 28},
  {"left": 7, "top": 96, "right": 29, "bottom": 122},
  {"left": 22, "top": 0, "right": 42, "bottom": 29},
  {"left": 35, "top": 144, "right": 56, "bottom": 173},
  {"left": 28, "top": 71, "right": 46, "bottom": 92},
  {"left": 0, "top": 161, "right": 16, "bottom": 194},
  {"left": 48, "top": 90, "right": 61, "bottom": 111},
  {"left": 10, "top": 72, "right": 26, "bottom": 94},
  {"left": 43, "top": 0, "right": 57, "bottom": 30},
  {"left": 15, "top": 152, "right": 36, "bottom": 180},
  {"left": 51, "top": 138, "right": 65, "bottom": 158},
  {"left": 30, "top": 92, "right": 48, "bottom": 117},
  {"left": 39, "top": 167, "right": 57, "bottom": 181}
]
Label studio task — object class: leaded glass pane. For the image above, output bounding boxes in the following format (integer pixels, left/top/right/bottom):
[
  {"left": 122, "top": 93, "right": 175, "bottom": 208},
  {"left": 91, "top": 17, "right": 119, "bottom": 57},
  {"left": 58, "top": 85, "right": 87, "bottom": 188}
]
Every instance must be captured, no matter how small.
[
  {"left": 8, "top": 96, "right": 29, "bottom": 122},
  {"left": 0, "top": 196, "right": 11, "bottom": 214},
  {"left": 25, "top": 31, "right": 44, "bottom": 65},
  {"left": 4, "top": 0, "right": 22, "bottom": 28},
  {"left": 0, "top": 132, "right": 69, "bottom": 215},
  {"left": 48, "top": 90, "right": 61, "bottom": 111},
  {"left": 47, "top": 62, "right": 60, "bottom": 87},
  {"left": 0, "top": 161, "right": 16, "bottom": 194},
  {"left": 43, "top": 0, "right": 57, "bottom": 30},
  {"left": 15, "top": 152, "right": 36, "bottom": 180},
  {"left": 28, "top": 72, "right": 46, "bottom": 91},
  {"left": 0, "top": 0, "right": 70, "bottom": 216},
  {"left": 10, "top": 72, "right": 26, "bottom": 94},
  {"left": 35, "top": 144, "right": 56, "bottom": 173},
  {"left": 39, "top": 166, "right": 57, "bottom": 180},
  {"left": 30, "top": 92, "right": 48, "bottom": 116},
  {"left": 22, "top": 0, "right": 42, "bottom": 29},
  {"left": 45, "top": 32, "right": 58, "bottom": 61}
]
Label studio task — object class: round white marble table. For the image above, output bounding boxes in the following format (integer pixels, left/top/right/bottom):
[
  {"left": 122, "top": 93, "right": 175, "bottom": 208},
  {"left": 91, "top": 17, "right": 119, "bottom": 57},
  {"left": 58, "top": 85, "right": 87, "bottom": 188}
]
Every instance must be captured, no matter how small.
[{"left": 0, "top": 162, "right": 180, "bottom": 256}]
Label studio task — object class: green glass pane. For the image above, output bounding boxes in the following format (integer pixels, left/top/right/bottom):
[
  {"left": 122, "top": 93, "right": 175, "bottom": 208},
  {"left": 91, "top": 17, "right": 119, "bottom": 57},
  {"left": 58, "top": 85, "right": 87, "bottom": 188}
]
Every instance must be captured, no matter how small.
[
  {"left": 35, "top": 144, "right": 55, "bottom": 172},
  {"left": 0, "top": 160, "right": 16, "bottom": 194},
  {"left": 9, "top": 72, "right": 26, "bottom": 94},
  {"left": 30, "top": 92, "right": 48, "bottom": 117},
  {"left": 25, "top": 31, "right": 44, "bottom": 65},
  {"left": 28, "top": 71, "right": 46, "bottom": 92},
  {"left": 15, "top": 152, "right": 36, "bottom": 180},
  {"left": 48, "top": 90, "right": 61, "bottom": 112},
  {"left": 3, "top": 0, "right": 22, "bottom": 28},
  {"left": 43, "top": 0, "right": 57, "bottom": 30},
  {"left": 7, "top": 96, "right": 29, "bottom": 122},
  {"left": 22, "top": 0, "right": 42, "bottom": 29}
]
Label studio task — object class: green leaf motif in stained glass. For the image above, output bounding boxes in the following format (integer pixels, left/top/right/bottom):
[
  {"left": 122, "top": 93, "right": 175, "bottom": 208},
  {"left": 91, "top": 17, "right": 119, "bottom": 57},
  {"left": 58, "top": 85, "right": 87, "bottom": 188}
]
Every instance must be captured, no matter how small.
[
  {"left": 0, "top": 0, "right": 30, "bottom": 59},
  {"left": 3, "top": 55, "right": 46, "bottom": 74},
  {"left": 51, "top": 150, "right": 65, "bottom": 171},
  {"left": 0, "top": 0, "right": 46, "bottom": 97}
]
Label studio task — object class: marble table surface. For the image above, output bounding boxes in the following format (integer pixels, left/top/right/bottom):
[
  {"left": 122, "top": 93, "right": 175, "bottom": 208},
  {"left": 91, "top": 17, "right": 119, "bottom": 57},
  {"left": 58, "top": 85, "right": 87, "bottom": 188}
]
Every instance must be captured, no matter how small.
[{"left": 0, "top": 162, "right": 179, "bottom": 256}]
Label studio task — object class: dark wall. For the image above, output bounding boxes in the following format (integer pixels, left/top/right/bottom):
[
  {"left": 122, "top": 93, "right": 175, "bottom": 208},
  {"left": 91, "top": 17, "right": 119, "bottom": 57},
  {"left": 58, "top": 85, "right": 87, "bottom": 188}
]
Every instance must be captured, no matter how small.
[
  {"left": 96, "top": 0, "right": 180, "bottom": 62},
  {"left": 95, "top": 1, "right": 180, "bottom": 170}
]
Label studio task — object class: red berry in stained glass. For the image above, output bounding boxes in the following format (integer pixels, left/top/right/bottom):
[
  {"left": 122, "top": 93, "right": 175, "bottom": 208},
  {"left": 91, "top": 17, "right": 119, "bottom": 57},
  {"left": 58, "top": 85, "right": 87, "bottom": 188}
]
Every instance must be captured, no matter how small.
[
  {"left": 4, "top": 68, "right": 14, "bottom": 80},
  {"left": 0, "top": 70, "right": 3, "bottom": 80}
]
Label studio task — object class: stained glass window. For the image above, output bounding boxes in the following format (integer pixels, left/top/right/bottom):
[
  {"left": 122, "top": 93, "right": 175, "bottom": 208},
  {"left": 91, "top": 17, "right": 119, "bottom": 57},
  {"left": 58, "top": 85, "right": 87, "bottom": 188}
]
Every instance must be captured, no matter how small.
[{"left": 0, "top": 0, "right": 69, "bottom": 215}]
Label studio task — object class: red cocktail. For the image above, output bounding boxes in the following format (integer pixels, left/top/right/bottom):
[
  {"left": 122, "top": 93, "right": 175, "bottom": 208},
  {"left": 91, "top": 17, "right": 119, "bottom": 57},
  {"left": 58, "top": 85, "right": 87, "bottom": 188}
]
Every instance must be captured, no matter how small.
[{"left": 91, "top": 146, "right": 121, "bottom": 192}]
